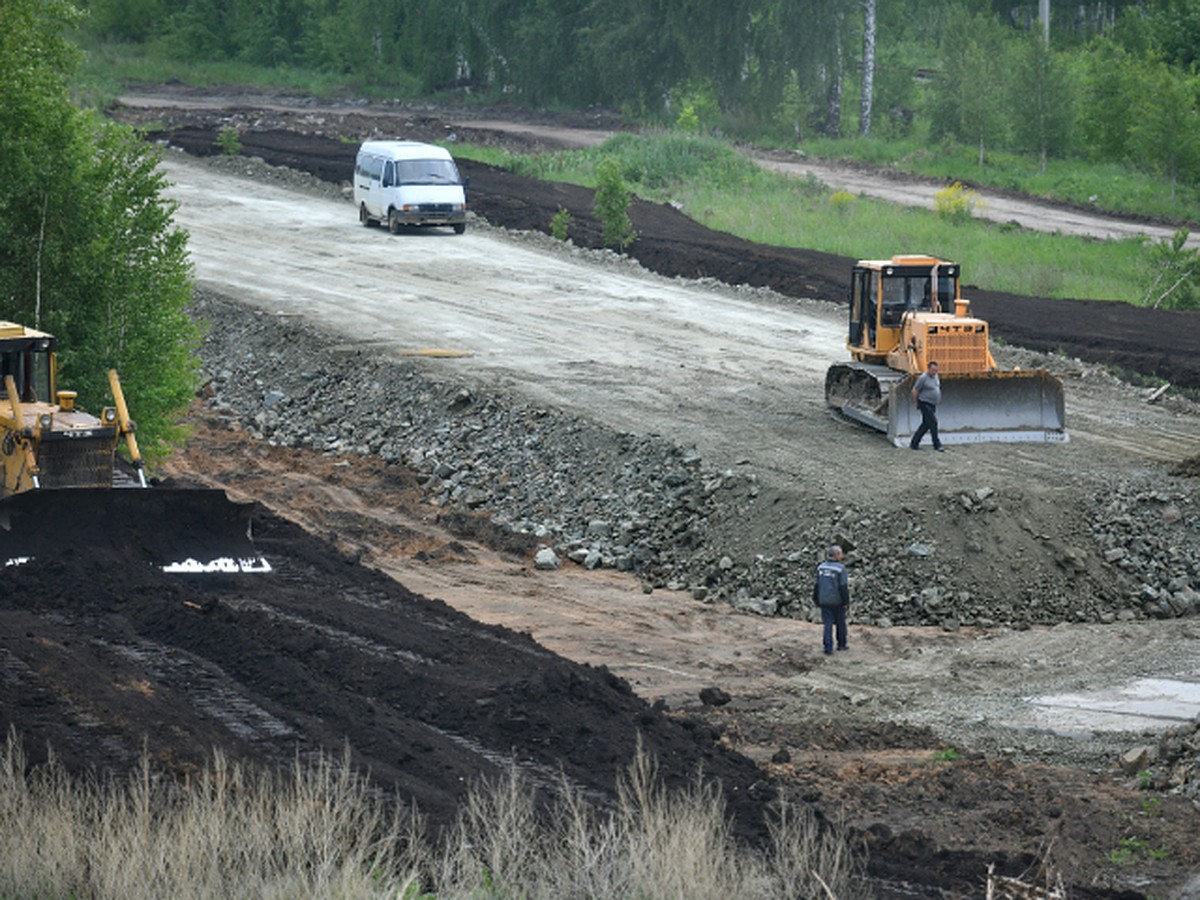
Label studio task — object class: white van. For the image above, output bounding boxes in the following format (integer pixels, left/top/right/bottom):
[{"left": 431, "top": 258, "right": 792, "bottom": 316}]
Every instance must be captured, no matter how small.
[{"left": 354, "top": 141, "right": 468, "bottom": 235}]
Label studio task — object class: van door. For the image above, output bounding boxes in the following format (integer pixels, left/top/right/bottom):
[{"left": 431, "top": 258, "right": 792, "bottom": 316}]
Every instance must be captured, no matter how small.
[
  {"left": 379, "top": 160, "right": 396, "bottom": 218},
  {"left": 354, "top": 153, "right": 373, "bottom": 212}
]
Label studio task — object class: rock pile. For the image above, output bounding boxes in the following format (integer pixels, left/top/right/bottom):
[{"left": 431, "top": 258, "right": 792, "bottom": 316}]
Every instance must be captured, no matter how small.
[
  {"left": 192, "top": 293, "right": 1198, "bottom": 629},
  {"left": 1121, "top": 717, "right": 1200, "bottom": 806}
]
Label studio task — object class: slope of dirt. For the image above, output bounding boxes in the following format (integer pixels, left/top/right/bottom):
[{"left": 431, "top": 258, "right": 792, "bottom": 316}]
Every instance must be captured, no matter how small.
[{"left": 0, "top": 488, "right": 774, "bottom": 842}]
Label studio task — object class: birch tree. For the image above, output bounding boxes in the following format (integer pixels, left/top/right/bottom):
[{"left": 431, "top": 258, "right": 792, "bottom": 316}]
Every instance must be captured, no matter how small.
[{"left": 860, "top": 0, "right": 877, "bottom": 135}]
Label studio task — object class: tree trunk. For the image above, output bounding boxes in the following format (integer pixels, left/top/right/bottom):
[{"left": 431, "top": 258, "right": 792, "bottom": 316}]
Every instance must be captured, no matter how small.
[
  {"left": 860, "top": 0, "right": 876, "bottom": 136},
  {"left": 826, "top": 16, "right": 843, "bottom": 136}
]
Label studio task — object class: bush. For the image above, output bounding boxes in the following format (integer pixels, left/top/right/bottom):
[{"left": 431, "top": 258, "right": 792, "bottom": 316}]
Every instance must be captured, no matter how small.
[
  {"left": 549, "top": 206, "right": 572, "bottom": 241},
  {"left": 215, "top": 126, "right": 242, "bottom": 156},
  {"left": 1141, "top": 227, "right": 1199, "bottom": 309},
  {"left": 829, "top": 189, "right": 857, "bottom": 214},
  {"left": 593, "top": 157, "right": 637, "bottom": 250},
  {"left": 934, "top": 181, "right": 985, "bottom": 223}
]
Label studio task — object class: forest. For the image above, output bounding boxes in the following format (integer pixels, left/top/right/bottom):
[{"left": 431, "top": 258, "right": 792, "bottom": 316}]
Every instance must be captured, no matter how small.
[{"left": 78, "top": 0, "right": 1200, "bottom": 188}]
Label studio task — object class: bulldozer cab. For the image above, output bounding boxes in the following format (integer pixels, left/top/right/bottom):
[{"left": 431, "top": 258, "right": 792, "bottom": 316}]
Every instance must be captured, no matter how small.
[
  {"left": 848, "top": 256, "right": 959, "bottom": 362},
  {"left": 0, "top": 323, "right": 55, "bottom": 405}
]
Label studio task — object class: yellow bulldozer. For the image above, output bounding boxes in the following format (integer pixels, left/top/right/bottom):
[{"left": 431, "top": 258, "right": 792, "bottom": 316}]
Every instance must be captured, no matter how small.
[
  {"left": 1, "top": 321, "right": 145, "bottom": 494},
  {"left": 1, "top": 320, "right": 265, "bottom": 571},
  {"left": 825, "top": 255, "right": 1067, "bottom": 445}
]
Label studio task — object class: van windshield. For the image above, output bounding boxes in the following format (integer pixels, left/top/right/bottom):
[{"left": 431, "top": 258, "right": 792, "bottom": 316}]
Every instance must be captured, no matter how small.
[{"left": 394, "top": 159, "right": 461, "bottom": 185}]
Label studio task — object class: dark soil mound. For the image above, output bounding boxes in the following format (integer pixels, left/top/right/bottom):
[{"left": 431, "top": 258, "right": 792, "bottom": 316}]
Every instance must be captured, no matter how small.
[{"left": 0, "top": 491, "right": 773, "bottom": 840}]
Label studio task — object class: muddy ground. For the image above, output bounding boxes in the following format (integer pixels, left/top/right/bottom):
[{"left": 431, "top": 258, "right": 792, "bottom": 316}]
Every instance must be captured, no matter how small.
[{"left": 0, "top": 91, "right": 1198, "bottom": 899}]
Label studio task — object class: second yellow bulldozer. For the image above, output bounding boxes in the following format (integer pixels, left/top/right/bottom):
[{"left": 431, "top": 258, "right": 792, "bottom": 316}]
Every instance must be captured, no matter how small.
[
  {"left": 1, "top": 320, "right": 266, "bottom": 571},
  {"left": 0, "top": 321, "right": 145, "bottom": 494},
  {"left": 825, "top": 255, "right": 1067, "bottom": 445}
]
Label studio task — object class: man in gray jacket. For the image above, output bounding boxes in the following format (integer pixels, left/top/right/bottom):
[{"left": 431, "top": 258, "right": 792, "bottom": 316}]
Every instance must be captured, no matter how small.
[
  {"left": 812, "top": 545, "right": 851, "bottom": 654},
  {"left": 909, "top": 359, "right": 945, "bottom": 452}
]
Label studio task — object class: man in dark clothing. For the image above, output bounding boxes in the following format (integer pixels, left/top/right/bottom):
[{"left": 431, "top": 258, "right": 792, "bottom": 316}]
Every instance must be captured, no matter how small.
[
  {"left": 909, "top": 359, "right": 945, "bottom": 452},
  {"left": 812, "top": 545, "right": 851, "bottom": 654}
]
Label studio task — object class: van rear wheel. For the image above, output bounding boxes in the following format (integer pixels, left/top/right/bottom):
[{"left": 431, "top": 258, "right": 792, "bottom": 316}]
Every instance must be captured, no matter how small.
[{"left": 359, "top": 204, "right": 376, "bottom": 227}]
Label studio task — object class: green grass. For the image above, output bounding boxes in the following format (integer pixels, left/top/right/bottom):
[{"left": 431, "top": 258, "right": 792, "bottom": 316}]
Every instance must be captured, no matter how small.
[
  {"left": 798, "top": 135, "right": 1200, "bottom": 225},
  {"left": 454, "top": 133, "right": 1153, "bottom": 303}
]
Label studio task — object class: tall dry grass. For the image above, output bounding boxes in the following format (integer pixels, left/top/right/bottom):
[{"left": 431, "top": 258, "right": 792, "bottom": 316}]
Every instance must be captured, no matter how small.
[{"left": 0, "top": 729, "right": 862, "bottom": 898}]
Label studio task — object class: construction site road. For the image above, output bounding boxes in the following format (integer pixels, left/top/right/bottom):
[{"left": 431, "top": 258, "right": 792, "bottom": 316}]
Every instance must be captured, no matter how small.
[{"left": 160, "top": 150, "right": 1200, "bottom": 506}]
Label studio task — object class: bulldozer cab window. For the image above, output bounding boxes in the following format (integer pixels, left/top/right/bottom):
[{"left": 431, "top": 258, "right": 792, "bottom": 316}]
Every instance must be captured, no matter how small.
[
  {"left": 0, "top": 346, "right": 51, "bottom": 403},
  {"left": 880, "top": 275, "right": 933, "bottom": 326},
  {"left": 850, "top": 268, "right": 877, "bottom": 346}
]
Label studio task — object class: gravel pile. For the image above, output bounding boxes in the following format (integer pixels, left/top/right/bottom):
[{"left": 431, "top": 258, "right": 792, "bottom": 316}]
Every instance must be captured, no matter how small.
[{"left": 191, "top": 290, "right": 1198, "bottom": 630}]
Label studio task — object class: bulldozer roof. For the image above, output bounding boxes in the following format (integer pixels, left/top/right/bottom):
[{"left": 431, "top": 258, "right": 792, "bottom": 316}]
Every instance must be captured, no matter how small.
[
  {"left": 0, "top": 321, "right": 55, "bottom": 348},
  {"left": 857, "top": 254, "right": 955, "bottom": 269}
]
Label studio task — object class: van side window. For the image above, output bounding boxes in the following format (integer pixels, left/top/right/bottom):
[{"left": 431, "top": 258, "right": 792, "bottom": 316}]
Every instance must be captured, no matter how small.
[
  {"left": 368, "top": 156, "right": 383, "bottom": 181},
  {"left": 382, "top": 161, "right": 395, "bottom": 188}
]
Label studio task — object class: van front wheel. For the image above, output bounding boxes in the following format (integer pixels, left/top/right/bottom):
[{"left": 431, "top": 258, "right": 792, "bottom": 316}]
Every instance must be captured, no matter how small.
[
  {"left": 388, "top": 210, "right": 402, "bottom": 235},
  {"left": 453, "top": 223, "right": 466, "bottom": 235}
]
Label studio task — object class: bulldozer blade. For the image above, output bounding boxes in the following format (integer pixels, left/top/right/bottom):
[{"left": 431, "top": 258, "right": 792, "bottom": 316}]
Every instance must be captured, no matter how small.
[
  {"left": 1, "top": 487, "right": 271, "bottom": 573},
  {"left": 888, "top": 370, "right": 1068, "bottom": 447}
]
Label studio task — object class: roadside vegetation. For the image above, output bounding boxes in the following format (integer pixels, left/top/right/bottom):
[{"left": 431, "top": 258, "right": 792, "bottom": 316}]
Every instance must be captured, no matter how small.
[{"left": 0, "top": 733, "right": 861, "bottom": 899}]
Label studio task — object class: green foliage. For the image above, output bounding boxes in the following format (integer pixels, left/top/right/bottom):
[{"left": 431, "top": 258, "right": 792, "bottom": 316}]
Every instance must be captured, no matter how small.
[
  {"left": 676, "top": 104, "right": 701, "bottom": 133},
  {"left": 932, "top": 747, "right": 962, "bottom": 762},
  {"left": 0, "top": 0, "right": 200, "bottom": 462},
  {"left": 773, "top": 69, "right": 810, "bottom": 142},
  {"left": 1127, "top": 60, "right": 1200, "bottom": 198},
  {"left": 1141, "top": 228, "right": 1200, "bottom": 310},
  {"left": 592, "top": 158, "right": 636, "bottom": 250},
  {"left": 1150, "top": 0, "right": 1200, "bottom": 70},
  {"left": 929, "top": 5, "right": 1012, "bottom": 165},
  {"left": 1108, "top": 835, "right": 1168, "bottom": 866},
  {"left": 549, "top": 207, "right": 572, "bottom": 241},
  {"left": 934, "top": 181, "right": 983, "bottom": 224},
  {"left": 585, "top": 133, "right": 761, "bottom": 195},
  {"left": 668, "top": 80, "right": 720, "bottom": 133},
  {"left": 828, "top": 189, "right": 856, "bottom": 214},
  {"left": 215, "top": 126, "right": 242, "bottom": 156},
  {"left": 70, "top": 0, "right": 1200, "bottom": 193},
  {"left": 1078, "top": 40, "right": 1139, "bottom": 164},
  {"left": 1009, "top": 29, "right": 1077, "bottom": 170}
]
